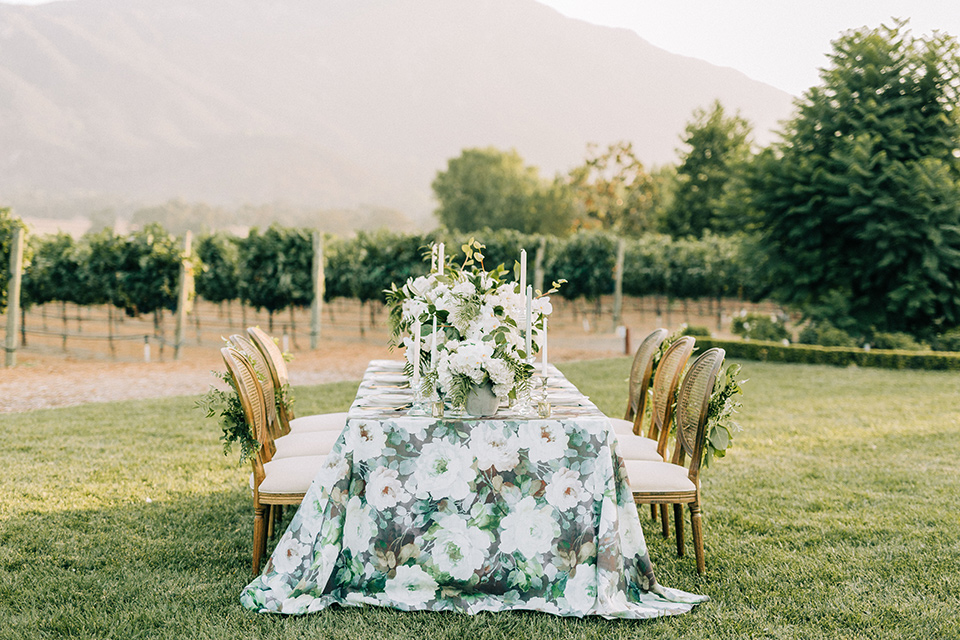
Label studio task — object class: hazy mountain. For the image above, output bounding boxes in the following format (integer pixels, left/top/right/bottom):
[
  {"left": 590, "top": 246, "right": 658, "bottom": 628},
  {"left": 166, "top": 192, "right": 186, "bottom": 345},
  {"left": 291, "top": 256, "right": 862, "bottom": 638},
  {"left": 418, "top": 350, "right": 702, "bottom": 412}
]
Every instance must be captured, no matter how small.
[{"left": 0, "top": 0, "right": 795, "bottom": 226}]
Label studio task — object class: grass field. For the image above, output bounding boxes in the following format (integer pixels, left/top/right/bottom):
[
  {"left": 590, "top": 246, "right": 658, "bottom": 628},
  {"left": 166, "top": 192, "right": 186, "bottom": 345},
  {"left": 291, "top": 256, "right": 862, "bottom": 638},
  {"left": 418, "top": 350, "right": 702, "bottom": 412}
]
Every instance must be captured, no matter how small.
[{"left": 1, "top": 358, "right": 959, "bottom": 639}]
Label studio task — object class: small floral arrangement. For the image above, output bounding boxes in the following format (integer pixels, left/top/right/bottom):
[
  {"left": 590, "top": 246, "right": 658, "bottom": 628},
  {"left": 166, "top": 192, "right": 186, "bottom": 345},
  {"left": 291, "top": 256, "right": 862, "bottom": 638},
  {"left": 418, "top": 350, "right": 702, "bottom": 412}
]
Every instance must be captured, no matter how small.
[{"left": 386, "top": 239, "right": 561, "bottom": 409}]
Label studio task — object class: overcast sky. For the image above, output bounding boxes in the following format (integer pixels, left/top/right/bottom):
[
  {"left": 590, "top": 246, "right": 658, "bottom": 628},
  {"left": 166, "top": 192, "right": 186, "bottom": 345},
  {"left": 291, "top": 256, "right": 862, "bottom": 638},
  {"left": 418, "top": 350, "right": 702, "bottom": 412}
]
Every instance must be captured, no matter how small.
[
  {"left": 6, "top": 0, "right": 960, "bottom": 96},
  {"left": 534, "top": 0, "right": 960, "bottom": 96}
]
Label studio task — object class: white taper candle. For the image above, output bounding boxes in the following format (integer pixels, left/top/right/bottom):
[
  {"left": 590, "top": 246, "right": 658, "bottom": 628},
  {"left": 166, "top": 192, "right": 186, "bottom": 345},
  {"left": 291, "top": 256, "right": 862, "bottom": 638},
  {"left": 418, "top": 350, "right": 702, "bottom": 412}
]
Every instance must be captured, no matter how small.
[
  {"left": 437, "top": 242, "right": 444, "bottom": 275},
  {"left": 431, "top": 313, "right": 438, "bottom": 367},
  {"left": 542, "top": 316, "right": 548, "bottom": 377},
  {"left": 525, "top": 285, "right": 533, "bottom": 361},
  {"left": 412, "top": 320, "right": 421, "bottom": 387},
  {"left": 519, "top": 248, "right": 527, "bottom": 294}
]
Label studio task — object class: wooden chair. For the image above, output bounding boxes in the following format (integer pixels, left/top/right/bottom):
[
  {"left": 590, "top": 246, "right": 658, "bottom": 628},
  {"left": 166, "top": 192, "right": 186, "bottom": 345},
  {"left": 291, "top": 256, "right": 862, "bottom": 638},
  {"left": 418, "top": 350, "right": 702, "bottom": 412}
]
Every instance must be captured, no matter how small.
[
  {"left": 221, "top": 346, "right": 328, "bottom": 575},
  {"left": 607, "top": 328, "right": 668, "bottom": 436},
  {"left": 246, "top": 326, "right": 348, "bottom": 435},
  {"left": 624, "top": 348, "right": 726, "bottom": 574},
  {"left": 229, "top": 334, "right": 340, "bottom": 460},
  {"left": 615, "top": 336, "right": 696, "bottom": 466}
]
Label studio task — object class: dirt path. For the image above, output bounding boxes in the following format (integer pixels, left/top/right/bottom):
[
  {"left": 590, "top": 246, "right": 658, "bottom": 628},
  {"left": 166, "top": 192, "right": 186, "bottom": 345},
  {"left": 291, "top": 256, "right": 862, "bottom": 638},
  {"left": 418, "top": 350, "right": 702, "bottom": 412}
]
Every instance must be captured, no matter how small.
[{"left": 0, "top": 342, "right": 620, "bottom": 413}]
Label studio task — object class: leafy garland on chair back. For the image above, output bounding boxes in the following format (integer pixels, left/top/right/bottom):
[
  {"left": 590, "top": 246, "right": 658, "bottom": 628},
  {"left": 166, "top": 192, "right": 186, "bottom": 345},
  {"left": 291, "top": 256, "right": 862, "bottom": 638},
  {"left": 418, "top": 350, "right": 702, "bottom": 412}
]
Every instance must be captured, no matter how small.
[
  {"left": 701, "top": 363, "right": 745, "bottom": 467},
  {"left": 197, "top": 367, "right": 260, "bottom": 463},
  {"left": 196, "top": 341, "right": 294, "bottom": 464}
]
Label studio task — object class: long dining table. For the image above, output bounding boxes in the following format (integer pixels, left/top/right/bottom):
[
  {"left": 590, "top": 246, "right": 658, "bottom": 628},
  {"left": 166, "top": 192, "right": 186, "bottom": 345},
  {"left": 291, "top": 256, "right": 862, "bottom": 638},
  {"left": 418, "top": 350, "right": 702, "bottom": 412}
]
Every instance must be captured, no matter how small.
[{"left": 240, "top": 360, "right": 707, "bottom": 619}]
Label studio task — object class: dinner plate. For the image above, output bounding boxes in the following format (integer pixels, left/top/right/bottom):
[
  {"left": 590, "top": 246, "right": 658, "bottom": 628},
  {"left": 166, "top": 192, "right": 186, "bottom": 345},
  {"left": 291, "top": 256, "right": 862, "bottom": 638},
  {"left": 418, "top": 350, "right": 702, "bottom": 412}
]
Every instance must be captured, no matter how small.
[{"left": 368, "top": 373, "right": 408, "bottom": 383}]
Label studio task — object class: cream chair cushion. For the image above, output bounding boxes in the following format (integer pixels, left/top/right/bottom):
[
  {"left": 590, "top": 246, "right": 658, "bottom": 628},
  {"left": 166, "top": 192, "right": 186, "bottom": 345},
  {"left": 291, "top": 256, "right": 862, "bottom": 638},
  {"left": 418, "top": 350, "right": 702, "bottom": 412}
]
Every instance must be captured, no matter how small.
[
  {"left": 616, "top": 434, "right": 662, "bottom": 462},
  {"left": 608, "top": 417, "right": 639, "bottom": 435},
  {"left": 289, "top": 411, "right": 349, "bottom": 433},
  {"left": 253, "top": 455, "right": 328, "bottom": 495},
  {"left": 624, "top": 460, "right": 697, "bottom": 494},
  {"left": 273, "top": 430, "right": 341, "bottom": 460}
]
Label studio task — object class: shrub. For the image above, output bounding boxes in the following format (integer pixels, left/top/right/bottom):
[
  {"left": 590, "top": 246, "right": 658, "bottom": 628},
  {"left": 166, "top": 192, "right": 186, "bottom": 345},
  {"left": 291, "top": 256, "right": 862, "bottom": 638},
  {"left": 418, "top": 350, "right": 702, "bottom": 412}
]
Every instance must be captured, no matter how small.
[
  {"left": 682, "top": 324, "right": 712, "bottom": 337},
  {"left": 870, "top": 332, "right": 928, "bottom": 351},
  {"left": 798, "top": 321, "right": 858, "bottom": 348},
  {"left": 731, "top": 312, "right": 789, "bottom": 342},
  {"left": 933, "top": 327, "right": 960, "bottom": 352},
  {"left": 693, "top": 337, "right": 960, "bottom": 371}
]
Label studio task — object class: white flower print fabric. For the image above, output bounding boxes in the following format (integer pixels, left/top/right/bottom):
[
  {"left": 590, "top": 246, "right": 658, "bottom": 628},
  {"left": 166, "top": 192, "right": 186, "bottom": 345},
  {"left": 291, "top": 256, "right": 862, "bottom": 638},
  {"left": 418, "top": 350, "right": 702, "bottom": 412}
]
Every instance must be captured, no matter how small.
[{"left": 240, "top": 367, "right": 708, "bottom": 620}]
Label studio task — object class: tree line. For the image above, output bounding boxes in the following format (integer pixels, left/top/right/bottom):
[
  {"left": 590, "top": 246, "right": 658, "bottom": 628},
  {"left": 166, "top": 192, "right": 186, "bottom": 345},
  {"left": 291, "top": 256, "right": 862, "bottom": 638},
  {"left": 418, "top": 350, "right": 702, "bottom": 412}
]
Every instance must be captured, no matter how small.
[{"left": 432, "top": 22, "right": 960, "bottom": 341}]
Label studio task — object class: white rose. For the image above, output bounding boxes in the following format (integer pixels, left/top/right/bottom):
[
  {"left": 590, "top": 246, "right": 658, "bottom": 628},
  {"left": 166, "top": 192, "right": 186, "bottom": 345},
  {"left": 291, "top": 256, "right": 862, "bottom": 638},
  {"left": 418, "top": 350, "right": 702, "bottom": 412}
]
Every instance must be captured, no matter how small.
[
  {"left": 365, "top": 466, "right": 410, "bottom": 510},
  {"left": 499, "top": 496, "right": 559, "bottom": 559},
  {"left": 430, "top": 514, "right": 490, "bottom": 580},
  {"left": 271, "top": 531, "right": 311, "bottom": 574},
  {"left": 544, "top": 467, "right": 585, "bottom": 511},
  {"left": 342, "top": 495, "right": 376, "bottom": 556},
  {"left": 563, "top": 563, "right": 597, "bottom": 614},
  {"left": 346, "top": 420, "right": 387, "bottom": 462},
  {"left": 517, "top": 421, "right": 569, "bottom": 463},
  {"left": 470, "top": 423, "right": 520, "bottom": 472},
  {"left": 383, "top": 564, "right": 439, "bottom": 608},
  {"left": 413, "top": 439, "right": 477, "bottom": 501},
  {"left": 314, "top": 452, "right": 350, "bottom": 488}
]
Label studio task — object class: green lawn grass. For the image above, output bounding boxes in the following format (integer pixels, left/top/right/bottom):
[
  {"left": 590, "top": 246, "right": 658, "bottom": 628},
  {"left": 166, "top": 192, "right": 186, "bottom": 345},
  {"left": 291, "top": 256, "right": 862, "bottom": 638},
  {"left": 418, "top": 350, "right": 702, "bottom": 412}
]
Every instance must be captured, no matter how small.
[{"left": 2, "top": 360, "right": 959, "bottom": 639}]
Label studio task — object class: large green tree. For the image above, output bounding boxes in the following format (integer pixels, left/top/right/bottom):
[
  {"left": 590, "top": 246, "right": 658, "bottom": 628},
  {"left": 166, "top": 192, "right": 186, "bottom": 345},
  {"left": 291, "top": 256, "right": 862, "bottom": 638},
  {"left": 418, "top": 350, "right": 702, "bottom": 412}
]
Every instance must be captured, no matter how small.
[
  {"left": 665, "top": 101, "right": 753, "bottom": 238},
  {"left": 749, "top": 21, "right": 960, "bottom": 336},
  {"left": 433, "top": 147, "right": 573, "bottom": 235}
]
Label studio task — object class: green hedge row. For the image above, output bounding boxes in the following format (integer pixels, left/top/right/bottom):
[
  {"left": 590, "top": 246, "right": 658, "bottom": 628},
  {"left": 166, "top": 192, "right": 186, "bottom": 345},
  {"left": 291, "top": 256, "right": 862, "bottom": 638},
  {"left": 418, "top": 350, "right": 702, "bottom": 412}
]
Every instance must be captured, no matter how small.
[{"left": 694, "top": 337, "right": 960, "bottom": 371}]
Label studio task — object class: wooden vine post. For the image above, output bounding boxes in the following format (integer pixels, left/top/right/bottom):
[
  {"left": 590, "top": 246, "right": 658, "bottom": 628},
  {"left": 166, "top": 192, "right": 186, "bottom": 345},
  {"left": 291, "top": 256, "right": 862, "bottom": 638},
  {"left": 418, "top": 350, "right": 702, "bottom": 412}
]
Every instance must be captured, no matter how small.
[
  {"left": 173, "top": 230, "right": 193, "bottom": 361},
  {"left": 613, "top": 237, "right": 626, "bottom": 329},
  {"left": 4, "top": 226, "right": 24, "bottom": 367},
  {"left": 310, "top": 231, "right": 324, "bottom": 350}
]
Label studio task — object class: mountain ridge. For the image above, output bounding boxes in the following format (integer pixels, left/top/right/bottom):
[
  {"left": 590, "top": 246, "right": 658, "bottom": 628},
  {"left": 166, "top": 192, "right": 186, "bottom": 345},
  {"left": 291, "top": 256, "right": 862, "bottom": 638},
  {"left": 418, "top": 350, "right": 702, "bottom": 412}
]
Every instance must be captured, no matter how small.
[{"left": 0, "top": 0, "right": 795, "bottom": 224}]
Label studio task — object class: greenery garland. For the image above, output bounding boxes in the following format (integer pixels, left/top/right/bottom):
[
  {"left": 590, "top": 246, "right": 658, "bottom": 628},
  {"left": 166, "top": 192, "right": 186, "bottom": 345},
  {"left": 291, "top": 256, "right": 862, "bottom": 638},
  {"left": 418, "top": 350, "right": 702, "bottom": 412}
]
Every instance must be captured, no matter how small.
[
  {"left": 196, "top": 368, "right": 260, "bottom": 464},
  {"left": 701, "top": 363, "right": 745, "bottom": 468}
]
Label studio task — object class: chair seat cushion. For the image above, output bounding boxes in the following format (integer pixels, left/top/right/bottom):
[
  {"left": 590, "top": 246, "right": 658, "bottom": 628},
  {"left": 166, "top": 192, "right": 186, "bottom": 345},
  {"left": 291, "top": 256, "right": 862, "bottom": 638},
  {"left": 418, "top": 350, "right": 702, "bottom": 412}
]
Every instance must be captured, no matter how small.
[
  {"left": 624, "top": 460, "right": 697, "bottom": 494},
  {"left": 608, "top": 417, "right": 639, "bottom": 435},
  {"left": 616, "top": 434, "right": 662, "bottom": 461},
  {"left": 254, "top": 455, "right": 328, "bottom": 495},
  {"left": 289, "top": 412, "right": 349, "bottom": 433},
  {"left": 273, "top": 430, "right": 341, "bottom": 460}
]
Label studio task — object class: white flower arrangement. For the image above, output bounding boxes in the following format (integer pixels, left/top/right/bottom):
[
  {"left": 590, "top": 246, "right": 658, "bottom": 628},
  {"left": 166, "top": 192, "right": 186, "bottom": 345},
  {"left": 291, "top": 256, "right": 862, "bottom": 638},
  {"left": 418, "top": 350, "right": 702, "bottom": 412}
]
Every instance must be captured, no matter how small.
[{"left": 386, "top": 239, "right": 561, "bottom": 410}]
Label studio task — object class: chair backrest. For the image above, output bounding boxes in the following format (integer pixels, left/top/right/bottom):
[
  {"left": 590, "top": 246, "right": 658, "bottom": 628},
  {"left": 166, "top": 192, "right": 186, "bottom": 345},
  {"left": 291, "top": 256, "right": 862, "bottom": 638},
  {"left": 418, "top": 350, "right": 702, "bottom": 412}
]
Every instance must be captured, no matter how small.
[
  {"left": 230, "top": 334, "right": 284, "bottom": 438},
  {"left": 650, "top": 336, "right": 696, "bottom": 453},
  {"left": 674, "top": 347, "right": 726, "bottom": 482},
  {"left": 624, "top": 328, "right": 668, "bottom": 425},
  {"left": 247, "top": 326, "right": 295, "bottom": 422},
  {"left": 221, "top": 346, "right": 270, "bottom": 487}
]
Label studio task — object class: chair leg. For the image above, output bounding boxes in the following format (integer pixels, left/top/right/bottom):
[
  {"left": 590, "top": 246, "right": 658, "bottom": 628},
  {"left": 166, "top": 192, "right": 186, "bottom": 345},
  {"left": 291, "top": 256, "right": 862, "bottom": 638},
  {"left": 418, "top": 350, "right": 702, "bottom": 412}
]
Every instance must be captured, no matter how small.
[
  {"left": 253, "top": 506, "right": 267, "bottom": 576},
  {"left": 660, "top": 504, "right": 670, "bottom": 538},
  {"left": 267, "top": 505, "right": 275, "bottom": 540},
  {"left": 690, "top": 502, "right": 705, "bottom": 575},
  {"left": 651, "top": 504, "right": 658, "bottom": 521},
  {"left": 674, "top": 503, "right": 685, "bottom": 557}
]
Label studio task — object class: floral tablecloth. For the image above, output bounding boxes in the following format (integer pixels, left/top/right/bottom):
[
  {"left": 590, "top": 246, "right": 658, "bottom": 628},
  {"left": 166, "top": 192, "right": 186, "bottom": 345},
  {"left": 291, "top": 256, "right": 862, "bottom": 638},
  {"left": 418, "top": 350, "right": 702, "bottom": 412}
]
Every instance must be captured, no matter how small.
[{"left": 240, "top": 360, "right": 707, "bottom": 619}]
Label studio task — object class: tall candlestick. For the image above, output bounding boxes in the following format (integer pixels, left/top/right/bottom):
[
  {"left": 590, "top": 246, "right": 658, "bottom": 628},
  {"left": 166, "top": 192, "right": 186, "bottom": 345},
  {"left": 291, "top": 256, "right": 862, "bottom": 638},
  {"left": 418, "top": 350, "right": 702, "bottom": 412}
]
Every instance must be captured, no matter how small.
[
  {"left": 525, "top": 285, "right": 533, "bottom": 361},
  {"left": 519, "top": 248, "right": 527, "bottom": 294},
  {"left": 431, "top": 314, "right": 438, "bottom": 367},
  {"left": 412, "top": 320, "right": 421, "bottom": 388},
  {"left": 437, "top": 242, "right": 444, "bottom": 275},
  {"left": 541, "top": 316, "right": 548, "bottom": 377}
]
